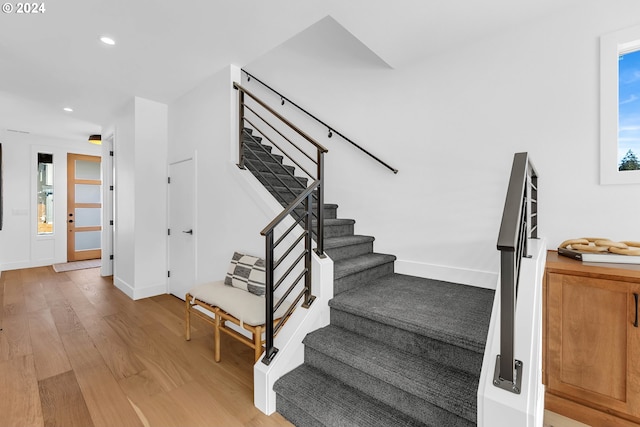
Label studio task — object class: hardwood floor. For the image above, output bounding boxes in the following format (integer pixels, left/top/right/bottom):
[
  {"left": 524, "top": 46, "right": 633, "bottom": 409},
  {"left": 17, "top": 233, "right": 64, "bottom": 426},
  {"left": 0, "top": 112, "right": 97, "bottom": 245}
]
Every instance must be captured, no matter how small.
[
  {"left": 544, "top": 410, "right": 591, "bottom": 427},
  {"left": 0, "top": 267, "right": 293, "bottom": 427},
  {"left": 0, "top": 266, "right": 589, "bottom": 426}
]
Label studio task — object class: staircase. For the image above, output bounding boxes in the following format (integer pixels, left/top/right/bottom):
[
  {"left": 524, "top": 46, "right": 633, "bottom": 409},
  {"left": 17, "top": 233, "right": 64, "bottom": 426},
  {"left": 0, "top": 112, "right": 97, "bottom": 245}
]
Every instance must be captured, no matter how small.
[{"left": 242, "top": 129, "right": 494, "bottom": 426}]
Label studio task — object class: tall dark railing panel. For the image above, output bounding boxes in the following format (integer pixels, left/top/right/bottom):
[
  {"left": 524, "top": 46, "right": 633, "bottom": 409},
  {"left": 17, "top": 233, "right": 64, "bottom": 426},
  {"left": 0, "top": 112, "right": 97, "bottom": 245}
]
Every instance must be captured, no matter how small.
[
  {"left": 235, "top": 82, "right": 327, "bottom": 254},
  {"left": 494, "top": 152, "right": 538, "bottom": 394},
  {"left": 235, "top": 82, "right": 325, "bottom": 365},
  {"left": 242, "top": 70, "right": 398, "bottom": 174},
  {"left": 260, "top": 182, "right": 320, "bottom": 365}
]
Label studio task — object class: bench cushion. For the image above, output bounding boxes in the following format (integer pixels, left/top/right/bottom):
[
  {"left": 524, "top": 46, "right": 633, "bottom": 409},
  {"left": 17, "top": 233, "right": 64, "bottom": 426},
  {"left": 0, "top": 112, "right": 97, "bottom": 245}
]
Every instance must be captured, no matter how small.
[{"left": 189, "top": 281, "right": 290, "bottom": 326}]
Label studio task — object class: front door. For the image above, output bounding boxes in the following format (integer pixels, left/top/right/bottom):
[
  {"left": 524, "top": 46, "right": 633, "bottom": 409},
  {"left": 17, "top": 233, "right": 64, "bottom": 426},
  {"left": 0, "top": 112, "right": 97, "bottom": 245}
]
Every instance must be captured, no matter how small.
[
  {"left": 168, "top": 158, "right": 196, "bottom": 299},
  {"left": 67, "top": 153, "right": 102, "bottom": 261}
]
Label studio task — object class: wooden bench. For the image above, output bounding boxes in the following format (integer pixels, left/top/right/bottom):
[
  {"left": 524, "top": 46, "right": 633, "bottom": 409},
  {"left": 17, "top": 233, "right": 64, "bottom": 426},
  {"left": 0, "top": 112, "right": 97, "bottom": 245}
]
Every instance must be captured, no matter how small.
[{"left": 185, "top": 281, "right": 291, "bottom": 363}]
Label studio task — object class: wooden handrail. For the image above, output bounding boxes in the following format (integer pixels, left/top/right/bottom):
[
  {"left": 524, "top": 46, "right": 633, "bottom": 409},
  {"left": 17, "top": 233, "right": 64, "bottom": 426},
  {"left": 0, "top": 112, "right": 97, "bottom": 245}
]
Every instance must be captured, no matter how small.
[
  {"left": 260, "top": 179, "right": 321, "bottom": 236},
  {"left": 234, "top": 82, "right": 328, "bottom": 154}
]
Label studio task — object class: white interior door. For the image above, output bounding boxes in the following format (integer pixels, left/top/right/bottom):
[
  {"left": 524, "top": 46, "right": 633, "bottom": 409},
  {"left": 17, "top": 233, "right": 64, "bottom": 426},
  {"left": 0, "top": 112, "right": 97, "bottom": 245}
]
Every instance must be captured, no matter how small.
[{"left": 168, "top": 158, "right": 196, "bottom": 299}]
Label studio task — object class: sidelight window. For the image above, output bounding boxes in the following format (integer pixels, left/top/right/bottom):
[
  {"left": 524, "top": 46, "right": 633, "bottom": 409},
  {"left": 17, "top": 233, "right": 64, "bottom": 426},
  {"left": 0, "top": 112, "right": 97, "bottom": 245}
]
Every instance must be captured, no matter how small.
[{"left": 37, "top": 152, "right": 54, "bottom": 234}]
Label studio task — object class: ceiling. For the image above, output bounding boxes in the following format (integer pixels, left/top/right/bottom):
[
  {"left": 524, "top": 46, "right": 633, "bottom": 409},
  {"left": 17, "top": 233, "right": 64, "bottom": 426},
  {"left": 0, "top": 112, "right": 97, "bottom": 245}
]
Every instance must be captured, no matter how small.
[{"left": 0, "top": 0, "right": 581, "bottom": 143}]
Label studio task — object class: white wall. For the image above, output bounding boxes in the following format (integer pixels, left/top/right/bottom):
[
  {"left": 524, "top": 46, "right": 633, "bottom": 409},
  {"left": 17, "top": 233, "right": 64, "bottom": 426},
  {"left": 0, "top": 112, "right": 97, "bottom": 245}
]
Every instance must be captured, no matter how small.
[
  {"left": 110, "top": 97, "right": 168, "bottom": 299},
  {"left": 242, "top": 1, "right": 640, "bottom": 288},
  {"left": 0, "top": 130, "right": 101, "bottom": 271},
  {"left": 168, "top": 65, "right": 279, "bottom": 285},
  {"left": 112, "top": 100, "right": 135, "bottom": 287},
  {"left": 134, "top": 98, "right": 169, "bottom": 294}
]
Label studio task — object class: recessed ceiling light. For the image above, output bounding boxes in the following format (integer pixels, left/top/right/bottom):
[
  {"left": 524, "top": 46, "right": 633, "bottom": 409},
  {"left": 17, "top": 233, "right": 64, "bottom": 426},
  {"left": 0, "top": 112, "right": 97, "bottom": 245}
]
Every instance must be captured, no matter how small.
[
  {"left": 63, "top": 107, "right": 73, "bottom": 112},
  {"left": 99, "top": 36, "right": 115, "bottom": 46}
]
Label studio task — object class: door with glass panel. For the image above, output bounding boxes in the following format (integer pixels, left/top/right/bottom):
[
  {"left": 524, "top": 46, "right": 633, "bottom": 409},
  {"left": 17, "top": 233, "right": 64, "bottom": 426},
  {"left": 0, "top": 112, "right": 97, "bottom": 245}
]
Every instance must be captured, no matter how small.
[{"left": 67, "top": 154, "right": 102, "bottom": 261}]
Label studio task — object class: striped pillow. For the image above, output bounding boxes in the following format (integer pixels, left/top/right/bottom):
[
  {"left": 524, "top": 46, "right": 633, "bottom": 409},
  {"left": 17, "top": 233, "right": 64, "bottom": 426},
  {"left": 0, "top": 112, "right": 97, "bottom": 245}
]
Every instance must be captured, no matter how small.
[{"left": 224, "top": 252, "right": 266, "bottom": 296}]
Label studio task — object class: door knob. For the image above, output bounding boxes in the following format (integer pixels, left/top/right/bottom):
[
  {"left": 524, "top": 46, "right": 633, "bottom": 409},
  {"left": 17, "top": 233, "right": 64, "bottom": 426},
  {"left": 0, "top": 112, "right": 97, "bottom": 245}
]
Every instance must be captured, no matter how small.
[{"left": 182, "top": 229, "right": 193, "bottom": 235}]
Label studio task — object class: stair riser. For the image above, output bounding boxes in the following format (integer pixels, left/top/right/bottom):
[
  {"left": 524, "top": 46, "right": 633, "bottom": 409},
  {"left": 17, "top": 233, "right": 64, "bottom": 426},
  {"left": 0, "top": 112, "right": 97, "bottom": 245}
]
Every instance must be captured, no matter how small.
[
  {"left": 272, "top": 193, "right": 325, "bottom": 213},
  {"left": 245, "top": 159, "right": 295, "bottom": 175},
  {"left": 322, "top": 223, "right": 354, "bottom": 239},
  {"left": 242, "top": 139, "right": 268, "bottom": 150},
  {"left": 256, "top": 174, "right": 308, "bottom": 190},
  {"left": 272, "top": 188, "right": 320, "bottom": 204},
  {"left": 334, "top": 262, "right": 393, "bottom": 294},
  {"left": 330, "top": 309, "right": 484, "bottom": 376},
  {"left": 245, "top": 149, "right": 283, "bottom": 164},
  {"left": 276, "top": 396, "right": 324, "bottom": 427},
  {"left": 325, "top": 241, "right": 374, "bottom": 261},
  {"left": 292, "top": 206, "right": 337, "bottom": 220},
  {"left": 304, "top": 348, "right": 475, "bottom": 427}
]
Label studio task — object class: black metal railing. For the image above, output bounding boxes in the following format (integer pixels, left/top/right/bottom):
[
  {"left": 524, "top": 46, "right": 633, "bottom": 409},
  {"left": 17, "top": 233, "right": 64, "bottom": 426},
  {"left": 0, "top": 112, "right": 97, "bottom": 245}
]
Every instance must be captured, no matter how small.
[
  {"left": 494, "top": 152, "right": 538, "bottom": 394},
  {"left": 234, "top": 82, "right": 327, "bottom": 365},
  {"left": 260, "top": 181, "right": 319, "bottom": 365},
  {"left": 235, "top": 82, "right": 328, "bottom": 253},
  {"left": 242, "top": 69, "right": 398, "bottom": 174}
]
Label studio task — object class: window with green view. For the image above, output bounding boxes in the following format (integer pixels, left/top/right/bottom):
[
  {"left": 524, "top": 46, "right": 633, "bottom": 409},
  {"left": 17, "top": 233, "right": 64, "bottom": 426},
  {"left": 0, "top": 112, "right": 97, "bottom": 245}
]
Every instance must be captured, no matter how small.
[{"left": 618, "top": 48, "right": 640, "bottom": 171}]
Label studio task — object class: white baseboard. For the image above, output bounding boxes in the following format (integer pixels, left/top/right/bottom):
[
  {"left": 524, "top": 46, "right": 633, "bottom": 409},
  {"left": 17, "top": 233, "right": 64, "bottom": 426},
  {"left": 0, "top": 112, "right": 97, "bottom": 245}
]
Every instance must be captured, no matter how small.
[
  {"left": 113, "top": 276, "right": 135, "bottom": 299},
  {"left": 395, "top": 259, "right": 498, "bottom": 290},
  {"left": 0, "top": 259, "right": 53, "bottom": 271},
  {"left": 113, "top": 276, "right": 167, "bottom": 300},
  {"left": 133, "top": 283, "right": 168, "bottom": 300}
]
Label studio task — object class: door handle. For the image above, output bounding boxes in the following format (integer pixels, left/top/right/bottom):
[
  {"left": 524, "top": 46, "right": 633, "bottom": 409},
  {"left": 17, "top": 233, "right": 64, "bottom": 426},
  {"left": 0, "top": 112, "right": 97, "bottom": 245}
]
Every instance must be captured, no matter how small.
[{"left": 182, "top": 229, "right": 193, "bottom": 235}]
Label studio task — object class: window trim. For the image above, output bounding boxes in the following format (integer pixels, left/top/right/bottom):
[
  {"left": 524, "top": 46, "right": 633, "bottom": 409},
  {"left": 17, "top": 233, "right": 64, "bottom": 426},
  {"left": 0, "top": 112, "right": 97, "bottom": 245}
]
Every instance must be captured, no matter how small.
[{"left": 600, "top": 25, "right": 640, "bottom": 185}]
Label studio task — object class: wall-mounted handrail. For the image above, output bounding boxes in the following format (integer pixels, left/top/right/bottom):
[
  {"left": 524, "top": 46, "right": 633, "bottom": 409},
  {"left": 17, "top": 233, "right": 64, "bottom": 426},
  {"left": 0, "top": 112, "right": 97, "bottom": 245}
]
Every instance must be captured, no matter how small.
[
  {"left": 242, "top": 70, "right": 398, "bottom": 174},
  {"left": 494, "top": 152, "right": 538, "bottom": 394}
]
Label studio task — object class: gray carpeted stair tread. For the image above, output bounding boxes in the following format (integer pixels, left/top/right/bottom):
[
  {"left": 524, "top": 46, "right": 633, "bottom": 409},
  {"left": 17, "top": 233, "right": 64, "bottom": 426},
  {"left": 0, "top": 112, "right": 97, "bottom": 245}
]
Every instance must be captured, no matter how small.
[
  {"left": 244, "top": 158, "right": 295, "bottom": 173},
  {"left": 330, "top": 273, "right": 493, "bottom": 353},
  {"left": 333, "top": 253, "right": 396, "bottom": 280},
  {"left": 324, "top": 235, "right": 375, "bottom": 261},
  {"left": 329, "top": 308, "right": 484, "bottom": 377},
  {"left": 274, "top": 365, "right": 429, "bottom": 427},
  {"left": 316, "top": 218, "right": 355, "bottom": 227},
  {"left": 243, "top": 139, "right": 268, "bottom": 149},
  {"left": 324, "top": 235, "right": 375, "bottom": 249},
  {"left": 245, "top": 150, "right": 284, "bottom": 163},
  {"left": 303, "top": 325, "right": 478, "bottom": 423},
  {"left": 255, "top": 175, "right": 308, "bottom": 189}
]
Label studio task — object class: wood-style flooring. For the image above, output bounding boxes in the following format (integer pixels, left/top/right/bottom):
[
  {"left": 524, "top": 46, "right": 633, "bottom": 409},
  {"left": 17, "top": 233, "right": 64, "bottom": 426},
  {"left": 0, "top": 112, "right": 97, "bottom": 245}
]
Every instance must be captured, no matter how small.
[
  {"left": 0, "top": 266, "right": 589, "bottom": 427},
  {"left": 0, "top": 266, "right": 293, "bottom": 427}
]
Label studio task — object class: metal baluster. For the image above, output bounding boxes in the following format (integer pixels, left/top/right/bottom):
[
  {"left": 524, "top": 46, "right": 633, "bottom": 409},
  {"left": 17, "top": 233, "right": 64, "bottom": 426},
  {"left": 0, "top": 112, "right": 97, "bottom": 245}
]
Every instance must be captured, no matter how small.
[
  {"left": 237, "top": 90, "right": 245, "bottom": 169},
  {"left": 303, "top": 193, "right": 315, "bottom": 308},
  {"left": 262, "top": 231, "right": 277, "bottom": 365},
  {"left": 316, "top": 150, "right": 325, "bottom": 256}
]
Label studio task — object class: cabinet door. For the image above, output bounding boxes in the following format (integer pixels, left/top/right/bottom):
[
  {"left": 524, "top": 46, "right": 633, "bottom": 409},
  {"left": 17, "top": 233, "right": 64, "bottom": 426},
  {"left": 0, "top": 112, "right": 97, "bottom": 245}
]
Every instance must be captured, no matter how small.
[
  {"left": 547, "top": 272, "right": 638, "bottom": 416},
  {"left": 630, "top": 283, "right": 640, "bottom": 418}
]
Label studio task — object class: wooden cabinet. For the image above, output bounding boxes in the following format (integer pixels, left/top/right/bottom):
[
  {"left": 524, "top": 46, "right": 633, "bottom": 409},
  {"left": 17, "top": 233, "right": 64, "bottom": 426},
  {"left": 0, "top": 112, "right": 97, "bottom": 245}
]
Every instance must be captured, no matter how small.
[{"left": 544, "top": 251, "right": 640, "bottom": 427}]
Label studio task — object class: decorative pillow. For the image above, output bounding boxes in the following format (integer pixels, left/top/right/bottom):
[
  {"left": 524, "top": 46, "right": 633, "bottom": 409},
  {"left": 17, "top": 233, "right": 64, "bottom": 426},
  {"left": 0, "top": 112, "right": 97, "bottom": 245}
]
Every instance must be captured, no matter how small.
[{"left": 224, "top": 252, "right": 266, "bottom": 296}]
